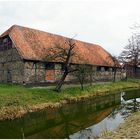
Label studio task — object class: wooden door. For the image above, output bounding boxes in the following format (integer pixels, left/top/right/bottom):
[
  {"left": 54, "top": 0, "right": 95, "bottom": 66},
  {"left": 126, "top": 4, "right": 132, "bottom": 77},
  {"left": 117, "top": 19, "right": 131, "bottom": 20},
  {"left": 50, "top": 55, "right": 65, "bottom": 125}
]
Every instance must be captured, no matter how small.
[
  {"left": 7, "top": 69, "right": 12, "bottom": 82},
  {"left": 45, "top": 70, "right": 55, "bottom": 81}
]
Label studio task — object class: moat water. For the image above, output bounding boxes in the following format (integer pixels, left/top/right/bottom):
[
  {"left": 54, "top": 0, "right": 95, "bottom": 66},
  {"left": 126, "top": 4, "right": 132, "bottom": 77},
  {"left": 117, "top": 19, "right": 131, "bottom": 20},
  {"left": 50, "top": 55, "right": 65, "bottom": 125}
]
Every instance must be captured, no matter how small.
[{"left": 0, "top": 89, "right": 140, "bottom": 138}]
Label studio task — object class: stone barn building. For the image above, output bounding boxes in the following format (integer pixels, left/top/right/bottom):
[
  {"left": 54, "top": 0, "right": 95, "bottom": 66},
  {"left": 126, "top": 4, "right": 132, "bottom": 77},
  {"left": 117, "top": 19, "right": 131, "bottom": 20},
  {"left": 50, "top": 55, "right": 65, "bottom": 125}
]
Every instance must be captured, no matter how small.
[{"left": 0, "top": 25, "right": 121, "bottom": 84}]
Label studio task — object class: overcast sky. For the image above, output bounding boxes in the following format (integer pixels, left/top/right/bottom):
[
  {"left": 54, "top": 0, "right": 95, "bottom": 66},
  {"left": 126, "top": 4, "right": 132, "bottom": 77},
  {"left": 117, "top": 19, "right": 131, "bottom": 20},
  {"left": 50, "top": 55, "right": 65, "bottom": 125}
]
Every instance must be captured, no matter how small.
[{"left": 0, "top": 0, "right": 140, "bottom": 56}]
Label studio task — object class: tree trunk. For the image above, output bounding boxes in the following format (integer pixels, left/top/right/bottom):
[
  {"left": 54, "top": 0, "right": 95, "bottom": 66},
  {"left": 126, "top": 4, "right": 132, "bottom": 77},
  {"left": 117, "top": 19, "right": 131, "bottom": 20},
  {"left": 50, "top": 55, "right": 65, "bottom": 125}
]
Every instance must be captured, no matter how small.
[
  {"left": 79, "top": 78, "right": 84, "bottom": 90},
  {"left": 80, "top": 82, "right": 84, "bottom": 90},
  {"left": 134, "top": 66, "right": 137, "bottom": 78},
  {"left": 55, "top": 71, "right": 68, "bottom": 92},
  {"left": 89, "top": 74, "right": 92, "bottom": 86},
  {"left": 113, "top": 68, "right": 117, "bottom": 82}
]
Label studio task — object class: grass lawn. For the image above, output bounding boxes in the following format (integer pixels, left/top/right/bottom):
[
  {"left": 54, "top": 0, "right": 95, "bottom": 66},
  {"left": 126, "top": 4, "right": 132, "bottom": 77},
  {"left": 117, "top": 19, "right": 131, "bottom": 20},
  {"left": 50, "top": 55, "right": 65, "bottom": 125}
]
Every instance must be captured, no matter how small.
[{"left": 0, "top": 79, "right": 140, "bottom": 108}]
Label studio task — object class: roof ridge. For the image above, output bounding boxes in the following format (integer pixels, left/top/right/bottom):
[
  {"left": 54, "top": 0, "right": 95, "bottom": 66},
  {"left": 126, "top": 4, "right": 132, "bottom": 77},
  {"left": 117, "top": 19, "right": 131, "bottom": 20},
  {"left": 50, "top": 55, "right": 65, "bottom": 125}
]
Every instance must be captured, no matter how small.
[
  {"left": 1, "top": 24, "right": 107, "bottom": 52},
  {"left": 6, "top": 24, "right": 102, "bottom": 48},
  {"left": 0, "top": 25, "right": 15, "bottom": 37}
]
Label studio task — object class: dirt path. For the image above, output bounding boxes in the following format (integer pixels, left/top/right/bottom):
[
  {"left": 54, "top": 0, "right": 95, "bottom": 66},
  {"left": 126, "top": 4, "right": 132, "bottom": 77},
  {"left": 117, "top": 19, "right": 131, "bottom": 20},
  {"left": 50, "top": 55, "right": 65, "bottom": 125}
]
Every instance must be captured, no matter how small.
[
  {"left": 31, "top": 81, "right": 110, "bottom": 89},
  {"left": 101, "top": 111, "right": 140, "bottom": 139}
]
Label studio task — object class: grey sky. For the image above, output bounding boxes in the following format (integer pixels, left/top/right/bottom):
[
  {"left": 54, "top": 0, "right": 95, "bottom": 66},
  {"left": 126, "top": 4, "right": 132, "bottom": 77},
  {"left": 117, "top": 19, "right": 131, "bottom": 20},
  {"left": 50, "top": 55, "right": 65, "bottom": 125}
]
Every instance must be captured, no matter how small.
[{"left": 0, "top": 0, "right": 140, "bottom": 56}]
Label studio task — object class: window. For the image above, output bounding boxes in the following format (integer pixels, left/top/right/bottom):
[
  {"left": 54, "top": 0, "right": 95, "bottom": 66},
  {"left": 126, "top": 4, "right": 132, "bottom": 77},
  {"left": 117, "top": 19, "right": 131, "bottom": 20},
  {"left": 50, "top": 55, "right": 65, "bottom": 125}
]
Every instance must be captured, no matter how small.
[
  {"left": 0, "top": 36, "right": 12, "bottom": 51},
  {"left": 61, "top": 63, "right": 65, "bottom": 71},
  {"left": 97, "top": 66, "right": 101, "bottom": 71},
  {"left": 101, "top": 67, "right": 105, "bottom": 72},
  {"left": 97, "top": 66, "right": 106, "bottom": 72},
  {"left": 109, "top": 68, "right": 113, "bottom": 72},
  {"left": 45, "top": 62, "right": 54, "bottom": 70},
  {"left": 3, "top": 38, "right": 8, "bottom": 43},
  {"left": 104, "top": 66, "right": 109, "bottom": 71}
]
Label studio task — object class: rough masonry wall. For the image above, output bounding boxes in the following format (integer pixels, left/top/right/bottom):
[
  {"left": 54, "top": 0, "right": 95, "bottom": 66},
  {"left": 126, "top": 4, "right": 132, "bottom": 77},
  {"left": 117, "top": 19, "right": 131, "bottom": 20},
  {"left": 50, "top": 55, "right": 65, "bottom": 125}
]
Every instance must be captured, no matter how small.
[
  {"left": 54, "top": 63, "right": 77, "bottom": 82},
  {"left": 95, "top": 69, "right": 122, "bottom": 81},
  {"left": 24, "top": 62, "right": 70, "bottom": 83},
  {"left": 24, "top": 62, "right": 46, "bottom": 83},
  {"left": 0, "top": 46, "right": 24, "bottom": 83},
  {"left": 65, "top": 66, "right": 122, "bottom": 82},
  {"left": 55, "top": 64, "right": 122, "bottom": 83},
  {"left": 20, "top": 62, "right": 122, "bottom": 84}
]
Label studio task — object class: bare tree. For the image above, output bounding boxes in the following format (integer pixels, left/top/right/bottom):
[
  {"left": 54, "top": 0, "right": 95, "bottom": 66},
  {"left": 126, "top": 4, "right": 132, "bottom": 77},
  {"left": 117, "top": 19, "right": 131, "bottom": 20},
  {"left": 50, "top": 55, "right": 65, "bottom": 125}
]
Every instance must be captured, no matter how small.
[
  {"left": 74, "top": 64, "right": 88, "bottom": 90},
  {"left": 45, "top": 38, "right": 77, "bottom": 92},
  {"left": 119, "top": 35, "right": 140, "bottom": 77},
  {"left": 87, "top": 65, "right": 94, "bottom": 86},
  {"left": 73, "top": 64, "right": 95, "bottom": 90},
  {"left": 109, "top": 55, "right": 120, "bottom": 82},
  {"left": 108, "top": 55, "right": 120, "bottom": 82},
  {"left": 119, "top": 24, "right": 140, "bottom": 77}
]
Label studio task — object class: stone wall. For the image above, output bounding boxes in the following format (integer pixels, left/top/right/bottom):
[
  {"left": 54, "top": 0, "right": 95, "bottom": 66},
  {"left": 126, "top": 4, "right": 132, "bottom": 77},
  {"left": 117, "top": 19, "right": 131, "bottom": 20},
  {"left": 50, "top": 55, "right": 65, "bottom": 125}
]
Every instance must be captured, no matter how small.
[
  {"left": 0, "top": 51, "right": 122, "bottom": 84},
  {"left": 24, "top": 62, "right": 46, "bottom": 83},
  {"left": 95, "top": 69, "right": 122, "bottom": 81},
  {"left": 23, "top": 62, "right": 76, "bottom": 83},
  {"left": 64, "top": 65, "right": 122, "bottom": 83},
  {"left": 0, "top": 47, "right": 24, "bottom": 83},
  {"left": 54, "top": 64, "right": 122, "bottom": 83}
]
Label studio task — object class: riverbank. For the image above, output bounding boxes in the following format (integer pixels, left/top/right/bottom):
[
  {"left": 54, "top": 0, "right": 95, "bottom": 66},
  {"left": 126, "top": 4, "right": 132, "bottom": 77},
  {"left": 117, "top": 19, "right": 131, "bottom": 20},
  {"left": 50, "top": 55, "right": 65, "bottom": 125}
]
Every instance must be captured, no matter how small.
[
  {"left": 101, "top": 111, "right": 140, "bottom": 139},
  {"left": 0, "top": 79, "right": 140, "bottom": 121}
]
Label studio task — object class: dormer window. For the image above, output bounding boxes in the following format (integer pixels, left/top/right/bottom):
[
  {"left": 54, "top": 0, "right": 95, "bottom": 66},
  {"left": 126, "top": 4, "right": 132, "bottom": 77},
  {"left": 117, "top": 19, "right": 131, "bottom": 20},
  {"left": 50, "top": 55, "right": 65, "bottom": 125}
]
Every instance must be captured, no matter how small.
[
  {"left": 3, "top": 38, "right": 8, "bottom": 43},
  {"left": 0, "top": 36, "right": 12, "bottom": 51}
]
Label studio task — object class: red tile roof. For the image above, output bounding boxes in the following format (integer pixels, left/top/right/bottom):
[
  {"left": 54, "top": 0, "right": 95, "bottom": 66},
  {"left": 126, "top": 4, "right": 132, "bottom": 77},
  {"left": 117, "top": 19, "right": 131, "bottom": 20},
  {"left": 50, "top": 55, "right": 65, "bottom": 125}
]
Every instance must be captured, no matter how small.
[{"left": 0, "top": 25, "right": 116, "bottom": 66}]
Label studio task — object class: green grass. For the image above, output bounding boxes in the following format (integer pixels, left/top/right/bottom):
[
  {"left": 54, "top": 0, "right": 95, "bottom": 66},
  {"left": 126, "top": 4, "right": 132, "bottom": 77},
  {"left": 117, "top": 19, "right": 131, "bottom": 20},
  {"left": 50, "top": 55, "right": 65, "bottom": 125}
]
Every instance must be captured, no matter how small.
[{"left": 0, "top": 79, "right": 139, "bottom": 108}]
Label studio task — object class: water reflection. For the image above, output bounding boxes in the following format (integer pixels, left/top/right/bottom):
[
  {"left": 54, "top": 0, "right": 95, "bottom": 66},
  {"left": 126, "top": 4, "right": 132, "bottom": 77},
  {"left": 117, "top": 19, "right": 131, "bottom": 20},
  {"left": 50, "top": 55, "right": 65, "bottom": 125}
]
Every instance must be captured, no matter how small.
[
  {"left": 0, "top": 89, "right": 139, "bottom": 139},
  {"left": 110, "top": 89, "right": 140, "bottom": 120},
  {"left": 71, "top": 89, "right": 140, "bottom": 139}
]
